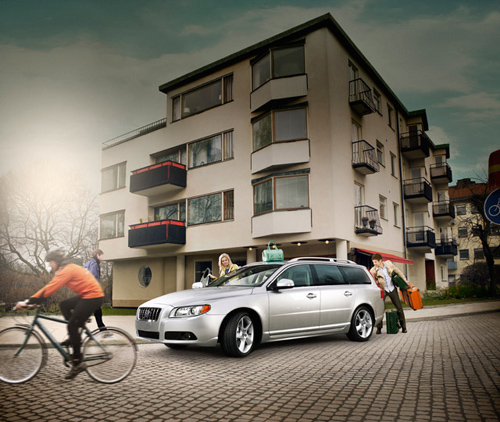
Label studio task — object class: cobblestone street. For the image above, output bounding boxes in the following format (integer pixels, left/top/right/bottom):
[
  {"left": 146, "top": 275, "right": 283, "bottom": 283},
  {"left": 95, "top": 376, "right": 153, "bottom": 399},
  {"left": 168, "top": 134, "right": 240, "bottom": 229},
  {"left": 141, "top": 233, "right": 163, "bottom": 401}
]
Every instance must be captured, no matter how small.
[{"left": 1, "top": 313, "right": 500, "bottom": 422}]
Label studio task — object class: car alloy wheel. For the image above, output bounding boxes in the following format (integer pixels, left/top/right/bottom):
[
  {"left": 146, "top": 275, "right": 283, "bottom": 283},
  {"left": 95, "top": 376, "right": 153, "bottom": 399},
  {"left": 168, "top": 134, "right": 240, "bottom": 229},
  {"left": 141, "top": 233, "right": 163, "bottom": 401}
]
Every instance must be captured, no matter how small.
[
  {"left": 347, "top": 306, "right": 373, "bottom": 342},
  {"left": 221, "top": 312, "right": 255, "bottom": 357}
]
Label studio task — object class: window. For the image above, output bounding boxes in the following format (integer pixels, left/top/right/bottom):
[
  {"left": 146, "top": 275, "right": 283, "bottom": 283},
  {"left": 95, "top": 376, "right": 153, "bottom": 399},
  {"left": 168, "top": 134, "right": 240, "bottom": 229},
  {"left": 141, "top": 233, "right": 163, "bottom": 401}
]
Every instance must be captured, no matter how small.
[
  {"left": 373, "top": 89, "right": 381, "bottom": 113},
  {"left": 172, "top": 74, "right": 233, "bottom": 121},
  {"left": 340, "top": 267, "right": 371, "bottom": 285},
  {"left": 276, "top": 265, "right": 312, "bottom": 287},
  {"left": 253, "top": 107, "right": 307, "bottom": 151},
  {"left": 314, "top": 265, "right": 346, "bottom": 285},
  {"left": 252, "top": 44, "right": 305, "bottom": 90},
  {"left": 472, "top": 225, "right": 481, "bottom": 236},
  {"left": 390, "top": 152, "right": 397, "bottom": 177},
  {"left": 195, "top": 261, "right": 213, "bottom": 283},
  {"left": 474, "top": 248, "right": 485, "bottom": 260},
  {"left": 101, "top": 162, "right": 126, "bottom": 193},
  {"left": 351, "top": 120, "right": 362, "bottom": 142},
  {"left": 456, "top": 204, "right": 466, "bottom": 215},
  {"left": 376, "top": 141, "right": 385, "bottom": 166},
  {"left": 100, "top": 211, "right": 125, "bottom": 239},
  {"left": 393, "top": 202, "right": 400, "bottom": 227},
  {"left": 155, "top": 147, "right": 187, "bottom": 165},
  {"left": 470, "top": 203, "right": 480, "bottom": 214},
  {"left": 188, "top": 193, "right": 222, "bottom": 225},
  {"left": 224, "top": 190, "right": 234, "bottom": 220},
  {"left": 379, "top": 195, "right": 387, "bottom": 219},
  {"left": 189, "top": 134, "right": 221, "bottom": 168},
  {"left": 458, "top": 227, "right": 468, "bottom": 238},
  {"left": 223, "top": 130, "right": 234, "bottom": 160},
  {"left": 387, "top": 104, "right": 394, "bottom": 129},
  {"left": 138, "top": 266, "right": 152, "bottom": 288},
  {"left": 155, "top": 202, "right": 186, "bottom": 223},
  {"left": 459, "top": 249, "right": 469, "bottom": 260},
  {"left": 253, "top": 174, "right": 309, "bottom": 215}
]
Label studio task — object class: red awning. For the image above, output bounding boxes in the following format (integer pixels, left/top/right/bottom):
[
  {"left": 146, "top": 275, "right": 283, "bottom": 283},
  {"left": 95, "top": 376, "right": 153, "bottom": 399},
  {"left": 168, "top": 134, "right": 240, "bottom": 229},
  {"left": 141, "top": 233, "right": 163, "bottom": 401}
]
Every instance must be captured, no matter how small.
[{"left": 355, "top": 248, "right": 413, "bottom": 265}]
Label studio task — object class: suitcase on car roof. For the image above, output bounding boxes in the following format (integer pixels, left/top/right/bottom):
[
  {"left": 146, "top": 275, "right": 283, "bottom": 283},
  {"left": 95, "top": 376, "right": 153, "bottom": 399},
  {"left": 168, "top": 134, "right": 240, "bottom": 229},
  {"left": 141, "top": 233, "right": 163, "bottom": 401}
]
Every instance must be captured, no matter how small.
[
  {"left": 386, "top": 310, "right": 399, "bottom": 334},
  {"left": 400, "top": 282, "right": 423, "bottom": 310}
]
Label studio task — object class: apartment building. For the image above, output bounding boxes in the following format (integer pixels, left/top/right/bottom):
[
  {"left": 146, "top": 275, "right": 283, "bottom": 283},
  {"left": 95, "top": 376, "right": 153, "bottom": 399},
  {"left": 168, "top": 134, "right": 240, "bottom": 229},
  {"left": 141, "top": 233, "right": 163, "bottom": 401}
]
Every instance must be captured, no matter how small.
[
  {"left": 100, "top": 14, "right": 454, "bottom": 307},
  {"left": 448, "top": 178, "right": 500, "bottom": 284}
]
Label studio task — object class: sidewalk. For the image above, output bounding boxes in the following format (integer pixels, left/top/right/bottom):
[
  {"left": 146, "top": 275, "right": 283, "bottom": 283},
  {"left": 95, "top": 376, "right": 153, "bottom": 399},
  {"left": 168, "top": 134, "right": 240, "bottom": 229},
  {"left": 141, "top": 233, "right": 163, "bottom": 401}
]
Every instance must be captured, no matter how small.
[{"left": 1, "top": 300, "right": 499, "bottom": 345}]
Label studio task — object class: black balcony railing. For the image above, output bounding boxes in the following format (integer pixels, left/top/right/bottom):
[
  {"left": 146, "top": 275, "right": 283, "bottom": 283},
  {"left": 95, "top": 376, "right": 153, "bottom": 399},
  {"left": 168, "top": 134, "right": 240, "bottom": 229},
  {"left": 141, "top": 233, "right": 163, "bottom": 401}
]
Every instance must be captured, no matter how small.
[
  {"left": 354, "top": 205, "right": 383, "bottom": 236},
  {"left": 433, "top": 201, "right": 455, "bottom": 219},
  {"left": 435, "top": 238, "right": 458, "bottom": 257},
  {"left": 430, "top": 162, "right": 453, "bottom": 184},
  {"left": 400, "top": 129, "right": 431, "bottom": 159},
  {"left": 407, "top": 226, "right": 436, "bottom": 250},
  {"left": 352, "top": 140, "right": 380, "bottom": 174},
  {"left": 404, "top": 177, "right": 433, "bottom": 203},
  {"left": 102, "top": 118, "right": 167, "bottom": 150},
  {"left": 130, "top": 161, "right": 187, "bottom": 196},
  {"left": 128, "top": 219, "right": 186, "bottom": 248},
  {"left": 349, "top": 78, "right": 376, "bottom": 116}
]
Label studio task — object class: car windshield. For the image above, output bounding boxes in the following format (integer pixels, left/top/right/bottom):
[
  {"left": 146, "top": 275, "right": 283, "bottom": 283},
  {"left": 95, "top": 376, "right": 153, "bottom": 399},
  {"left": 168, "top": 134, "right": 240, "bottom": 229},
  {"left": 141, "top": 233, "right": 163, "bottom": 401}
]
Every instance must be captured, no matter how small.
[{"left": 209, "top": 264, "right": 282, "bottom": 287}]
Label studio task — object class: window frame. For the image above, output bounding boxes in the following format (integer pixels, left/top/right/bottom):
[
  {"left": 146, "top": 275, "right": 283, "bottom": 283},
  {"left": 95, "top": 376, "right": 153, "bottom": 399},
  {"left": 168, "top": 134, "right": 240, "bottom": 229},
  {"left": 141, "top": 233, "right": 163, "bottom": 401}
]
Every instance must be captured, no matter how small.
[
  {"left": 387, "top": 104, "right": 394, "bottom": 129},
  {"left": 373, "top": 89, "right": 381, "bottom": 114},
  {"left": 101, "top": 162, "right": 126, "bottom": 193},
  {"left": 459, "top": 249, "right": 469, "bottom": 260},
  {"left": 100, "top": 210, "right": 125, "bottom": 240},
  {"left": 456, "top": 204, "right": 467, "bottom": 215},
  {"left": 379, "top": 195, "right": 387, "bottom": 220},
  {"left": 188, "top": 129, "right": 234, "bottom": 169},
  {"left": 376, "top": 141, "right": 385, "bottom": 166}
]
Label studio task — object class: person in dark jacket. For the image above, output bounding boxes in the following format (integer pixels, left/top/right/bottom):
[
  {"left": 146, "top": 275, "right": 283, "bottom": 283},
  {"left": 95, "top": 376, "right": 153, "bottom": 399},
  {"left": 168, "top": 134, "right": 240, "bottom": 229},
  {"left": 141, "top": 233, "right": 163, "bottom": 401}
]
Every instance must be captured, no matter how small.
[{"left": 84, "top": 249, "right": 106, "bottom": 331}]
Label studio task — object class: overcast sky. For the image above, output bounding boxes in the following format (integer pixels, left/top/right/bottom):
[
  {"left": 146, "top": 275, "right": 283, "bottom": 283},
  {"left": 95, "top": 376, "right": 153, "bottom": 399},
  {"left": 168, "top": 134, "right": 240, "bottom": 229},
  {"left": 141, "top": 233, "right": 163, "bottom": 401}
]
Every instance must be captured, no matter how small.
[{"left": 1, "top": 0, "right": 499, "bottom": 193}]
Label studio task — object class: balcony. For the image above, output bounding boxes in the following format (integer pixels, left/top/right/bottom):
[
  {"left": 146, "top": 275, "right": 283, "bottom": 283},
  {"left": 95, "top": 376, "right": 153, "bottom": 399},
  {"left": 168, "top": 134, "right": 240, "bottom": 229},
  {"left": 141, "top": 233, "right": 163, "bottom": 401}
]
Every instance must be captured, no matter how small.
[
  {"left": 130, "top": 161, "right": 186, "bottom": 197},
  {"left": 250, "top": 75, "right": 308, "bottom": 112},
  {"left": 400, "top": 130, "right": 431, "bottom": 160},
  {"left": 407, "top": 226, "right": 436, "bottom": 252},
  {"left": 435, "top": 238, "right": 458, "bottom": 258},
  {"left": 128, "top": 219, "right": 186, "bottom": 248},
  {"left": 251, "top": 139, "right": 310, "bottom": 174},
  {"left": 433, "top": 201, "right": 455, "bottom": 221},
  {"left": 354, "top": 205, "right": 383, "bottom": 237},
  {"left": 403, "top": 177, "right": 433, "bottom": 203},
  {"left": 430, "top": 162, "right": 452, "bottom": 185},
  {"left": 352, "top": 140, "right": 380, "bottom": 175},
  {"left": 251, "top": 208, "right": 311, "bottom": 238},
  {"left": 349, "top": 78, "right": 376, "bottom": 116}
]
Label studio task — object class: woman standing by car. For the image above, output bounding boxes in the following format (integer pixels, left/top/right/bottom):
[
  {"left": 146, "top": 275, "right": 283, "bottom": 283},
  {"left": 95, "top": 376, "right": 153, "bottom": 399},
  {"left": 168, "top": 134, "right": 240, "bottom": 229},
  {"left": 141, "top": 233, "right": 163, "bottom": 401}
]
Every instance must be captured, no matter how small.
[{"left": 209, "top": 253, "right": 239, "bottom": 280}]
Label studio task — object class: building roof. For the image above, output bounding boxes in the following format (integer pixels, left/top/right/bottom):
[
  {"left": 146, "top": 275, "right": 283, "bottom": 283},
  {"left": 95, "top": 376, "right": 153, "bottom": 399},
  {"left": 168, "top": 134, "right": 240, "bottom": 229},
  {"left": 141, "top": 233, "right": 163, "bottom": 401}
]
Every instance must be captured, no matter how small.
[
  {"left": 158, "top": 13, "right": 421, "bottom": 122},
  {"left": 450, "top": 179, "right": 494, "bottom": 201}
]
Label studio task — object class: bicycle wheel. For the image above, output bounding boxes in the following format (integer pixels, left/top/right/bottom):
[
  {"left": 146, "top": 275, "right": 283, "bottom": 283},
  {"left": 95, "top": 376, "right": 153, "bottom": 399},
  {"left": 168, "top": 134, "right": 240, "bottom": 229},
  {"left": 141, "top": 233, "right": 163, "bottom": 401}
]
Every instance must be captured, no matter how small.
[
  {"left": 0, "top": 326, "right": 47, "bottom": 384},
  {"left": 83, "top": 327, "right": 137, "bottom": 383}
]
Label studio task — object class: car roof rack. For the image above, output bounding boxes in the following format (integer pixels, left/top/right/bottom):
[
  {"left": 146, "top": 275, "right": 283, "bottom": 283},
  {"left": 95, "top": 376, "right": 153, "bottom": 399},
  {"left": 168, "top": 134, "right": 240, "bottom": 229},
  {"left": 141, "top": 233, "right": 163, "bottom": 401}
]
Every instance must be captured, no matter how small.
[{"left": 288, "top": 257, "right": 357, "bottom": 264}]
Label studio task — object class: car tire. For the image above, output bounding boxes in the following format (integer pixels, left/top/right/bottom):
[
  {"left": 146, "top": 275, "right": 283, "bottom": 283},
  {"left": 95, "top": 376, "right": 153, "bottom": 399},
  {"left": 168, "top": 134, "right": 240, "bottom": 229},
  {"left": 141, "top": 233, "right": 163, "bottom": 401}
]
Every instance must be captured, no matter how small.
[
  {"left": 346, "top": 306, "right": 374, "bottom": 342},
  {"left": 221, "top": 311, "right": 255, "bottom": 357}
]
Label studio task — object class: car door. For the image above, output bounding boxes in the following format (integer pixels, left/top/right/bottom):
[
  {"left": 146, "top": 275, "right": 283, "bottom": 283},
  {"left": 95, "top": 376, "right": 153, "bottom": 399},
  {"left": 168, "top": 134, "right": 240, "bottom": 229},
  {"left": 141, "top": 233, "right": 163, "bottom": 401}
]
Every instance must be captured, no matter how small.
[
  {"left": 312, "top": 264, "right": 354, "bottom": 331},
  {"left": 268, "top": 264, "right": 320, "bottom": 339}
]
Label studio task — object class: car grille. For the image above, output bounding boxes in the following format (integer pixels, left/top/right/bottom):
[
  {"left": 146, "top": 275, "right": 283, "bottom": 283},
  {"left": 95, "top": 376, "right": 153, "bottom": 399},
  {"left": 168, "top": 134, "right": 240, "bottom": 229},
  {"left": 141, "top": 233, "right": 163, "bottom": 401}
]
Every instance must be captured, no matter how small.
[{"left": 137, "top": 307, "right": 162, "bottom": 321}]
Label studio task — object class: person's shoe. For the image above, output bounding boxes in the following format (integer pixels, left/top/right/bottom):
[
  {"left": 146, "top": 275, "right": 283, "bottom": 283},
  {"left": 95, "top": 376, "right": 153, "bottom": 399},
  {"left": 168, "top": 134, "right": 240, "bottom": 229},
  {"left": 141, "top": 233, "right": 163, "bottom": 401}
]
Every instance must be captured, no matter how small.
[
  {"left": 376, "top": 328, "right": 382, "bottom": 335},
  {"left": 98, "top": 326, "right": 107, "bottom": 332},
  {"left": 402, "top": 328, "right": 408, "bottom": 333},
  {"left": 65, "top": 360, "right": 86, "bottom": 380}
]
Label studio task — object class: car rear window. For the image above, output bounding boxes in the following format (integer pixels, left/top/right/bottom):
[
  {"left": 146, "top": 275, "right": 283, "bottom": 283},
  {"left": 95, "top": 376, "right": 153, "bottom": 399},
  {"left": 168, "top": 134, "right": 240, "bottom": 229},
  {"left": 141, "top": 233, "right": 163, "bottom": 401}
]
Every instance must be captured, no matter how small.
[
  {"left": 339, "top": 266, "right": 371, "bottom": 285},
  {"left": 313, "top": 264, "right": 347, "bottom": 285}
]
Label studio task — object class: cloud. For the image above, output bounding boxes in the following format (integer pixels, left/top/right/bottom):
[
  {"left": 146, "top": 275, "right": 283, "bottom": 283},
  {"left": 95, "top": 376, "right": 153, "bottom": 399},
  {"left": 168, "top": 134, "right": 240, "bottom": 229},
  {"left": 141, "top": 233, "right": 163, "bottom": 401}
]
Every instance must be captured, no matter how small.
[{"left": 436, "top": 92, "right": 500, "bottom": 122}]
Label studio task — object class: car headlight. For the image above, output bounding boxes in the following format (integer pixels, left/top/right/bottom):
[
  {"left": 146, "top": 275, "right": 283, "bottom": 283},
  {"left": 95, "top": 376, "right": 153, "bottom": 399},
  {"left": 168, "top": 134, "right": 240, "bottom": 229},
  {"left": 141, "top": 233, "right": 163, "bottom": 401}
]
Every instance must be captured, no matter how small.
[{"left": 169, "top": 305, "right": 211, "bottom": 318}]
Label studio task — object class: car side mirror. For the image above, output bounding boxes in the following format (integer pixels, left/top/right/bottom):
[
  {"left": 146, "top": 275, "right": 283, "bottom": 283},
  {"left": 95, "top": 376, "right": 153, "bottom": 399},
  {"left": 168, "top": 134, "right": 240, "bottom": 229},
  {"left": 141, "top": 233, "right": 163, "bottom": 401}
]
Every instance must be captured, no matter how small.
[{"left": 274, "top": 279, "right": 295, "bottom": 289}]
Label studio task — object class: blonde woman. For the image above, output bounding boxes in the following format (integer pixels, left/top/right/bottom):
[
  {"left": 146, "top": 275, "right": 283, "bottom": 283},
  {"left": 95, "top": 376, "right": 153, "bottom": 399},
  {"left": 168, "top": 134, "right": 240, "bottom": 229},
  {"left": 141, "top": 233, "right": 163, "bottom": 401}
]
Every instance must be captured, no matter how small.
[{"left": 210, "top": 253, "right": 239, "bottom": 279}]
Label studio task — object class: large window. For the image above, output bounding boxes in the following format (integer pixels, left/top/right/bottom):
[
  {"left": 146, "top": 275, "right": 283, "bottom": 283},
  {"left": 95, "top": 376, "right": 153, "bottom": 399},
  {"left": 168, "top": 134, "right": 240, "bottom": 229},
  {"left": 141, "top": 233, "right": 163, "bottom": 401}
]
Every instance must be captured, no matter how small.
[
  {"left": 101, "top": 162, "right": 126, "bottom": 193},
  {"left": 188, "top": 193, "right": 222, "bottom": 225},
  {"left": 172, "top": 74, "right": 233, "bottom": 121},
  {"left": 189, "top": 130, "right": 234, "bottom": 169},
  {"left": 100, "top": 211, "right": 125, "bottom": 239},
  {"left": 253, "top": 107, "right": 307, "bottom": 151},
  {"left": 155, "top": 202, "right": 186, "bottom": 223},
  {"left": 253, "top": 174, "right": 309, "bottom": 215},
  {"left": 252, "top": 44, "right": 305, "bottom": 90},
  {"left": 154, "top": 147, "right": 187, "bottom": 165}
]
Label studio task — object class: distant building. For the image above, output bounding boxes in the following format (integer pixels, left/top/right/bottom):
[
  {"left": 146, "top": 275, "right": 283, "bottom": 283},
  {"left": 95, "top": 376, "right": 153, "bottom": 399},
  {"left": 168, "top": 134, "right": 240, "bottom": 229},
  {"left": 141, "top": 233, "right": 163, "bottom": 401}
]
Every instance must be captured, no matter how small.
[
  {"left": 449, "top": 178, "right": 500, "bottom": 284},
  {"left": 100, "top": 14, "right": 453, "bottom": 307}
]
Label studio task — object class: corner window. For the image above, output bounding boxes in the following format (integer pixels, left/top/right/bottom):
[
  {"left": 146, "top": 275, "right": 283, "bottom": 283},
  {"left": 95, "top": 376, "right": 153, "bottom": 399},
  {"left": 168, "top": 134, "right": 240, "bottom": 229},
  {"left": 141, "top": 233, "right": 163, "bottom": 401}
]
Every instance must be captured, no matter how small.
[
  {"left": 252, "top": 44, "right": 305, "bottom": 90},
  {"left": 253, "top": 107, "right": 307, "bottom": 151},
  {"left": 101, "top": 162, "right": 126, "bottom": 193},
  {"left": 100, "top": 211, "right": 125, "bottom": 239},
  {"left": 253, "top": 174, "right": 309, "bottom": 215},
  {"left": 172, "top": 74, "right": 233, "bottom": 121}
]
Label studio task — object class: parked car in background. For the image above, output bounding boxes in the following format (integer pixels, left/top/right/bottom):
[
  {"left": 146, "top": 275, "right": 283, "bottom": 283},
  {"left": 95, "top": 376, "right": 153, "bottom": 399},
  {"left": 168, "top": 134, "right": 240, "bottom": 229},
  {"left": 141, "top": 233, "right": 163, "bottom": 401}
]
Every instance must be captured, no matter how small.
[{"left": 136, "top": 257, "right": 384, "bottom": 357}]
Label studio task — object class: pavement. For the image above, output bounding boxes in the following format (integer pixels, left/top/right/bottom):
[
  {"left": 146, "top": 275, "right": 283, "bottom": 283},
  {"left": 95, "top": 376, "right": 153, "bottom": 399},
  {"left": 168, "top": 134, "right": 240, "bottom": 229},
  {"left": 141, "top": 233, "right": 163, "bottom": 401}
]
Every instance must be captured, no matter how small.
[{"left": 1, "top": 300, "right": 500, "bottom": 344}]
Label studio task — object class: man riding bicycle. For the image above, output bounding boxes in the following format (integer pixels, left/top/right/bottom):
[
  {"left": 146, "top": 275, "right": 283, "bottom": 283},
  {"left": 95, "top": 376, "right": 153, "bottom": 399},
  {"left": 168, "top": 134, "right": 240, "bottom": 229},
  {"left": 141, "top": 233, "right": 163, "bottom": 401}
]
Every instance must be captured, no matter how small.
[{"left": 15, "top": 247, "right": 104, "bottom": 379}]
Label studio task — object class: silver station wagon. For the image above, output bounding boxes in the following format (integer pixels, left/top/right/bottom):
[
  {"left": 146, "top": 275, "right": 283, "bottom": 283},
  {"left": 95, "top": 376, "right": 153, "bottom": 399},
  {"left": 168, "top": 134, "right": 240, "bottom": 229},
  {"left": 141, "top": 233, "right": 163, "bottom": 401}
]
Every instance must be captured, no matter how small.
[{"left": 136, "top": 257, "right": 384, "bottom": 357}]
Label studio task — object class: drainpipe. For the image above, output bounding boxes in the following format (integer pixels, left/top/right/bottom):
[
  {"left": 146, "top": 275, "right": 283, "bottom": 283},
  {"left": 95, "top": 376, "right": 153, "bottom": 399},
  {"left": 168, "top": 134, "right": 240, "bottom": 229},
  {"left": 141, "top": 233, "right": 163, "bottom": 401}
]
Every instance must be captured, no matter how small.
[{"left": 397, "top": 110, "right": 409, "bottom": 276}]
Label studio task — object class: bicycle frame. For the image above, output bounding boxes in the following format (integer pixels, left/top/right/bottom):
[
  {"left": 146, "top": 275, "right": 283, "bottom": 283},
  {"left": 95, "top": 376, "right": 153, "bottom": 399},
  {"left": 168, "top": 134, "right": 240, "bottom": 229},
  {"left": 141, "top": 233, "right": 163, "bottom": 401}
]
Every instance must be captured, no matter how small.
[{"left": 15, "top": 308, "right": 109, "bottom": 364}]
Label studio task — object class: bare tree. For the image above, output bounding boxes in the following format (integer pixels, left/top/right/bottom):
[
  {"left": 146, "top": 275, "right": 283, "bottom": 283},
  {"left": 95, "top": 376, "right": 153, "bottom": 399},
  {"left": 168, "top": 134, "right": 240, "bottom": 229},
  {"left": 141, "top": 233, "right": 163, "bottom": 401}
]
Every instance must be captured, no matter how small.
[{"left": 0, "top": 160, "right": 99, "bottom": 277}]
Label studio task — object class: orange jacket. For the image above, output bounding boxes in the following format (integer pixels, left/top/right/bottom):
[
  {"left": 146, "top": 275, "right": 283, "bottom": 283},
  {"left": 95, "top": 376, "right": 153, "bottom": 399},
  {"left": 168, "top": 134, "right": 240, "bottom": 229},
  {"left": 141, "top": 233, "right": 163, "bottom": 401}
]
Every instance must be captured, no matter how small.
[{"left": 32, "top": 263, "right": 104, "bottom": 300}]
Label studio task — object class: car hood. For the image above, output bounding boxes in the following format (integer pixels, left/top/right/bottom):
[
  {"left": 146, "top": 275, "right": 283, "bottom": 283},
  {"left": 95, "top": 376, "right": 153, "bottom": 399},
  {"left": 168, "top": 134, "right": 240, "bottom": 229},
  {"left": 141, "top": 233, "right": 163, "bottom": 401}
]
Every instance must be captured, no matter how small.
[{"left": 139, "top": 286, "right": 255, "bottom": 308}]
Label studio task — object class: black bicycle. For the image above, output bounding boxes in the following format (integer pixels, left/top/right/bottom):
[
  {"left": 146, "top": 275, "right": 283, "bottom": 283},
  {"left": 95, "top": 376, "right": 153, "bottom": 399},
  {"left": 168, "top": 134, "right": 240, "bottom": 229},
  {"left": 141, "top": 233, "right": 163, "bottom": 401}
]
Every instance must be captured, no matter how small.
[{"left": 0, "top": 305, "right": 137, "bottom": 384}]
